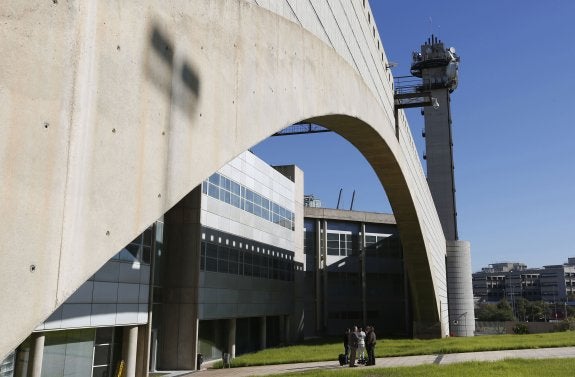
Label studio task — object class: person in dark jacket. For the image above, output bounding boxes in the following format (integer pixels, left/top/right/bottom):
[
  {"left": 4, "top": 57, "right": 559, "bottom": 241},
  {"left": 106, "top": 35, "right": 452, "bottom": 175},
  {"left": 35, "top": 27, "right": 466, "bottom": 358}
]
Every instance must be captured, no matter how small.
[
  {"left": 365, "top": 325, "right": 377, "bottom": 365},
  {"left": 343, "top": 328, "right": 350, "bottom": 358},
  {"left": 348, "top": 326, "right": 359, "bottom": 367}
]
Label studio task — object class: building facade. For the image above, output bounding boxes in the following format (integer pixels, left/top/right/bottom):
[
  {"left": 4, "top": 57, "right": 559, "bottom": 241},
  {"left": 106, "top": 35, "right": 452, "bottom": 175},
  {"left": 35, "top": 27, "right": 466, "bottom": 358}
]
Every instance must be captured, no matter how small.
[
  {"left": 302, "top": 208, "right": 409, "bottom": 338},
  {"left": 5, "top": 151, "right": 303, "bottom": 376},
  {"left": 4, "top": 147, "right": 474, "bottom": 376},
  {"left": 9, "top": 227, "right": 157, "bottom": 377},
  {"left": 473, "top": 260, "right": 575, "bottom": 306}
]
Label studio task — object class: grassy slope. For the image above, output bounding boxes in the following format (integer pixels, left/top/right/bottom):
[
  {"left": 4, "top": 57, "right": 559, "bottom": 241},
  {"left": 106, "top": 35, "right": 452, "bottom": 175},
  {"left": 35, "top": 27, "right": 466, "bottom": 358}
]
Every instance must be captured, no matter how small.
[{"left": 221, "top": 332, "right": 575, "bottom": 367}]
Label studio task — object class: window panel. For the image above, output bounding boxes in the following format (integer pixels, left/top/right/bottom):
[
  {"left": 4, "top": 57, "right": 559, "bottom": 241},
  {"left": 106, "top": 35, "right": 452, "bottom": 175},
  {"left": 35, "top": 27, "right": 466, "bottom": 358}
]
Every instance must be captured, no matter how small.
[
  {"left": 208, "top": 183, "right": 219, "bottom": 198},
  {"left": 206, "top": 258, "right": 217, "bottom": 272},
  {"left": 208, "top": 173, "right": 220, "bottom": 185},
  {"left": 206, "top": 243, "right": 218, "bottom": 258}
]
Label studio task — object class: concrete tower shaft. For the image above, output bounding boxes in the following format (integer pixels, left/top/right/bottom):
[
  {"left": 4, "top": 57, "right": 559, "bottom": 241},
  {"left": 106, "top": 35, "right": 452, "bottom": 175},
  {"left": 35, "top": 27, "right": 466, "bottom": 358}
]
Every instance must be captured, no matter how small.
[{"left": 412, "top": 35, "right": 460, "bottom": 241}]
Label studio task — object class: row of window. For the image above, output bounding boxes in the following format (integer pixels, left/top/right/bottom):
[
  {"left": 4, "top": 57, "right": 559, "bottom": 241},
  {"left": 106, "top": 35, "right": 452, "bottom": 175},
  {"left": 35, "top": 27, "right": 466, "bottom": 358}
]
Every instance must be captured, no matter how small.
[
  {"left": 327, "top": 233, "right": 353, "bottom": 256},
  {"left": 304, "top": 231, "right": 395, "bottom": 257},
  {"left": 199, "top": 228, "right": 297, "bottom": 281},
  {"left": 202, "top": 172, "right": 295, "bottom": 231}
]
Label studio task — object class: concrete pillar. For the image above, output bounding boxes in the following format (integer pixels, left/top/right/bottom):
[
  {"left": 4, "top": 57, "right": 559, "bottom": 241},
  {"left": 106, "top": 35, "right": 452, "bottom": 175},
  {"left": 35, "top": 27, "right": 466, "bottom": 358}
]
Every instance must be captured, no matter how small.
[
  {"left": 360, "top": 223, "right": 367, "bottom": 327},
  {"left": 158, "top": 188, "right": 201, "bottom": 370},
  {"left": 136, "top": 324, "right": 150, "bottom": 377},
  {"left": 284, "top": 315, "right": 291, "bottom": 344},
  {"left": 149, "top": 330, "right": 158, "bottom": 372},
  {"left": 314, "top": 218, "right": 322, "bottom": 332},
  {"left": 447, "top": 240, "right": 475, "bottom": 337},
  {"left": 321, "top": 220, "right": 328, "bottom": 330},
  {"left": 123, "top": 326, "right": 138, "bottom": 377},
  {"left": 260, "top": 317, "right": 266, "bottom": 350},
  {"left": 279, "top": 316, "right": 285, "bottom": 344},
  {"left": 227, "top": 319, "right": 236, "bottom": 358},
  {"left": 30, "top": 333, "right": 44, "bottom": 377}
]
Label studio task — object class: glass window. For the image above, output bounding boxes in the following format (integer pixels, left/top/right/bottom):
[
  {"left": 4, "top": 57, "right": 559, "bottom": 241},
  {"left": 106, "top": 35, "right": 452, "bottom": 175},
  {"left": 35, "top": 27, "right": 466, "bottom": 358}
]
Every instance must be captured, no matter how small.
[
  {"left": 93, "top": 345, "right": 110, "bottom": 366},
  {"left": 208, "top": 173, "right": 220, "bottom": 186},
  {"left": 229, "top": 261, "right": 238, "bottom": 275},
  {"left": 92, "top": 366, "right": 109, "bottom": 377},
  {"left": 365, "top": 235, "right": 377, "bottom": 246},
  {"left": 262, "top": 208, "right": 270, "bottom": 221},
  {"left": 218, "top": 258, "right": 228, "bottom": 273},
  {"left": 218, "top": 246, "right": 229, "bottom": 261},
  {"left": 231, "top": 194, "right": 240, "bottom": 208},
  {"left": 42, "top": 329, "right": 94, "bottom": 377},
  {"left": 206, "top": 257, "right": 217, "bottom": 272},
  {"left": 119, "top": 244, "right": 140, "bottom": 262},
  {"left": 231, "top": 181, "right": 240, "bottom": 195},
  {"left": 142, "top": 247, "right": 151, "bottom": 264},
  {"left": 208, "top": 183, "right": 219, "bottom": 198},
  {"left": 327, "top": 233, "right": 339, "bottom": 255},
  {"left": 95, "top": 327, "right": 114, "bottom": 344},
  {"left": 244, "top": 263, "right": 252, "bottom": 276},
  {"left": 206, "top": 243, "right": 218, "bottom": 258}
]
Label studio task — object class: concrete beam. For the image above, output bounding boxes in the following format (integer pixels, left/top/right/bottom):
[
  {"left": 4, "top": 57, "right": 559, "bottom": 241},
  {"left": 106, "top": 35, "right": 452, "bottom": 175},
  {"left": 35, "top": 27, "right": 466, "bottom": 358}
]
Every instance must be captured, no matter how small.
[{"left": 0, "top": 0, "right": 447, "bottom": 357}]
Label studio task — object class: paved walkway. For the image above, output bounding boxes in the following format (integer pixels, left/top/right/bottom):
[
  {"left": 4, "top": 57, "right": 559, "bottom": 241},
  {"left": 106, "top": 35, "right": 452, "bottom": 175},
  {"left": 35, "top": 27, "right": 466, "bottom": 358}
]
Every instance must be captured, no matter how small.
[{"left": 163, "top": 347, "right": 575, "bottom": 377}]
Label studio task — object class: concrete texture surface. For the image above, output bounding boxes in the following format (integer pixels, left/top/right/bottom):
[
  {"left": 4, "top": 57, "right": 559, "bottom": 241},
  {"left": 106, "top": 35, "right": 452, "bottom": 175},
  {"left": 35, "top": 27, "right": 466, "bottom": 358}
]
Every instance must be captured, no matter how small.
[{"left": 0, "top": 0, "right": 447, "bottom": 358}]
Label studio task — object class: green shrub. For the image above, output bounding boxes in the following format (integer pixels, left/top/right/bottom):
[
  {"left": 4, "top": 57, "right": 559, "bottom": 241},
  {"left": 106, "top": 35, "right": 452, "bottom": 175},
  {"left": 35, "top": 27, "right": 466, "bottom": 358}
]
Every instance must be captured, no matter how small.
[
  {"left": 554, "top": 317, "right": 575, "bottom": 332},
  {"left": 512, "top": 323, "right": 529, "bottom": 334}
]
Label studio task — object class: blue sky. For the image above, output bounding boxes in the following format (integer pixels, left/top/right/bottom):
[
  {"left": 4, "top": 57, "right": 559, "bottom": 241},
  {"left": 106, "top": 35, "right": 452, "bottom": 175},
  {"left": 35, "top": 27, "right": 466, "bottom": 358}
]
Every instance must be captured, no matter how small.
[{"left": 252, "top": 1, "right": 575, "bottom": 271}]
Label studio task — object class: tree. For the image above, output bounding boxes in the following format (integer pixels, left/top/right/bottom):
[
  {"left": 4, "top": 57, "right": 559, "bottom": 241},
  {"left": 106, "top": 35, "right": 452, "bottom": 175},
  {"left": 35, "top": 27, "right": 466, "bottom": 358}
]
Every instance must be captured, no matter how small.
[
  {"left": 496, "top": 299, "right": 515, "bottom": 321},
  {"left": 476, "top": 299, "right": 515, "bottom": 321},
  {"left": 515, "top": 298, "right": 529, "bottom": 321},
  {"left": 529, "top": 301, "right": 549, "bottom": 322}
]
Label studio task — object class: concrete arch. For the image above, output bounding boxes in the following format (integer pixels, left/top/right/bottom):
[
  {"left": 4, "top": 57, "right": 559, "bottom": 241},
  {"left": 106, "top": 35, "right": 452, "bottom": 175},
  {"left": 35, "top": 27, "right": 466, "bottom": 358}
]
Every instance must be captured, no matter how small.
[{"left": 0, "top": 0, "right": 446, "bottom": 358}]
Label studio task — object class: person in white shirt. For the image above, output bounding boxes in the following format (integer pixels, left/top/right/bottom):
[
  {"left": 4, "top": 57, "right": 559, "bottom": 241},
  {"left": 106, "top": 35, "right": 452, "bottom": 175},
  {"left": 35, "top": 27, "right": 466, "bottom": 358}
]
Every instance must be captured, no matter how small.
[{"left": 357, "top": 327, "right": 366, "bottom": 363}]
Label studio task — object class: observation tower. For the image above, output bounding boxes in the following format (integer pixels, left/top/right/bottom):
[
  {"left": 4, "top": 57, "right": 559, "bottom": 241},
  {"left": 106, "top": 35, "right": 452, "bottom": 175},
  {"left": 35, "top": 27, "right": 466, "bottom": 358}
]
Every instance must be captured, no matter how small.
[{"left": 410, "top": 35, "right": 474, "bottom": 337}]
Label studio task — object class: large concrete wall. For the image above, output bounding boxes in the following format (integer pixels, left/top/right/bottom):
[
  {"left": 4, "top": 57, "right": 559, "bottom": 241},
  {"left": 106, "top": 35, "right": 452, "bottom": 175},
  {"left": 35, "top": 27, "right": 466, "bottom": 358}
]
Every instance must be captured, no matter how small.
[{"left": 0, "top": 0, "right": 447, "bottom": 358}]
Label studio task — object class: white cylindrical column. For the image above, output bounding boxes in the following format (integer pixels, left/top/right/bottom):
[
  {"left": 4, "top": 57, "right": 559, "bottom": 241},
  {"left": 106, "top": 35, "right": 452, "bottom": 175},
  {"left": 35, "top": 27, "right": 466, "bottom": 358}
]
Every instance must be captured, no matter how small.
[
  {"left": 123, "top": 326, "right": 139, "bottom": 377},
  {"left": 447, "top": 240, "right": 475, "bottom": 336},
  {"left": 30, "top": 333, "right": 45, "bottom": 377}
]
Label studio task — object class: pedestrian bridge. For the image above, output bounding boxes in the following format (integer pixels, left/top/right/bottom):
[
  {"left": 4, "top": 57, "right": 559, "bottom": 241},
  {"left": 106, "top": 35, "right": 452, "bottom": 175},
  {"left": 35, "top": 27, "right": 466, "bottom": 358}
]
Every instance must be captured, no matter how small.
[{"left": 0, "top": 0, "right": 447, "bottom": 358}]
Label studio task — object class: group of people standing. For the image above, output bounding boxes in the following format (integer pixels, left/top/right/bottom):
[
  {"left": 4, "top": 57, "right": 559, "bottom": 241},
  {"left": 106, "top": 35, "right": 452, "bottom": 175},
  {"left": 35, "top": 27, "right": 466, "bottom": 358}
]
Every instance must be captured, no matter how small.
[{"left": 343, "top": 325, "right": 376, "bottom": 367}]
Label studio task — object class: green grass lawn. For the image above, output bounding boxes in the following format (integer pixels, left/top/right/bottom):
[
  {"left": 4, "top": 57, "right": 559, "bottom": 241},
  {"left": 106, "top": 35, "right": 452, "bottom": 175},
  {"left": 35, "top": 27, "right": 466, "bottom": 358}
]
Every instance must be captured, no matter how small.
[
  {"left": 215, "top": 331, "right": 575, "bottom": 368},
  {"left": 270, "top": 358, "right": 575, "bottom": 377}
]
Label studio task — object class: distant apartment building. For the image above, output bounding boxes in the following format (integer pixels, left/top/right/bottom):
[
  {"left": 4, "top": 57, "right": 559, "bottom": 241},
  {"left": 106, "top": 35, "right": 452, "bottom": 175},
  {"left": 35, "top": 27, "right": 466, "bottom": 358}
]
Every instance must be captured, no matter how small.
[{"left": 473, "top": 259, "right": 575, "bottom": 304}]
